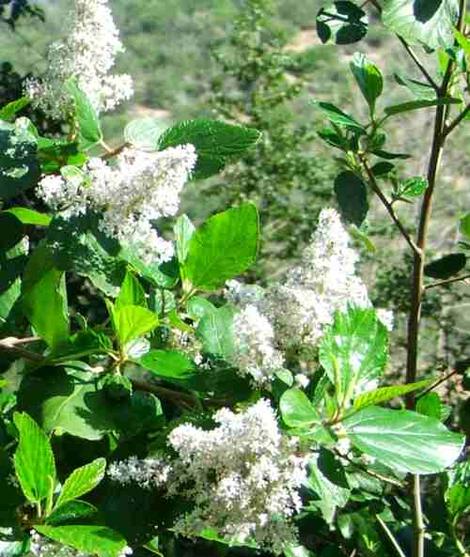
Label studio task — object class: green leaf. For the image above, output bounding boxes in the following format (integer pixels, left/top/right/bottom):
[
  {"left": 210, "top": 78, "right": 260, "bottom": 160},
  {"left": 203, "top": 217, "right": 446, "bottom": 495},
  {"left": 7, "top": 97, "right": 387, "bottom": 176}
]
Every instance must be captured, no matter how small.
[
  {"left": 46, "top": 500, "right": 98, "bottom": 526},
  {"left": 416, "top": 392, "right": 442, "bottom": 419},
  {"left": 314, "top": 102, "right": 365, "bottom": 131},
  {"left": 0, "top": 119, "right": 40, "bottom": 200},
  {"left": 55, "top": 458, "right": 106, "bottom": 508},
  {"left": 13, "top": 412, "right": 56, "bottom": 504},
  {"left": 174, "top": 214, "right": 195, "bottom": 266},
  {"left": 197, "top": 305, "right": 235, "bottom": 358},
  {"left": 446, "top": 461, "right": 470, "bottom": 517},
  {"left": 350, "top": 53, "right": 383, "bottom": 114},
  {"left": 184, "top": 204, "right": 259, "bottom": 291},
  {"left": 34, "top": 525, "right": 129, "bottom": 557},
  {"left": 65, "top": 79, "right": 103, "bottom": 150},
  {"left": 4, "top": 207, "right": 51, "bottom": 226},
  {"left": 384, "top": 98, "right": 460, "bottom": 117},
  {"left": 424, "top": 253, "right": 467, "bottom": 279},
  {"left": 115, "top": 271, "right": 146, "bottom": 309},
  {"left": 306, "top": 449, "right": 350, "bottom": 524},
  {"left": 394, "top": 74, "right": 436, "bottom": 100},
  {"left": 395, "top": 176, "right": 428, "bottom": 200},
  {"left": 0, "top": 97, "right": 30, "bottom": 121},
  {"left": 371, "top": 149, "right": 410, "bottom": 160},
  {"left": 316, "top": 1, "right": 368, "bottom": 45},
  {"left": 47, "top": 213, "right": 127, "bottom": 296},
  {"left": 280, "top": 388, "right": 321, "bottom": 428},
  {"left": 0, "top": 227, "right": 28, "bottom": 326},
  {"left": 139, "top": 350, "right": 197, "bottom": 387},
  {"left": 319, "top": 307, "right": 388, "bottom": 407},
  {"left": 353, "top": 380, "right": 431, "bottom": 410},
  {"left": 382, "top": 0, "right": 459, "bottom": 50},
  {"left": 124, "top": 117, "right": 167, "bottom": 150},
  {"left": 22, "top": 244, "right": 69, "bottom": 348},
  {"left": 111, "top": 304, "right": 158, "bottom": 346},
  {"left": 371, "top": 161, "right": 395, "bottom": 177},
  {"left": 158, "top": 119, "right": 261, "bottom": 179},
  {"left": 343, "top": 406, "right": 464, "bottom": 474},
  {"left": 460, "top": 213, "right": 470, "bottom": 239},
  {"left": 17, "top": 367, "right": 163, "bottom": 441},
  {"left": 334, "top": 171, "right": 369, "bottom": 226},
  {"left": 186, "top": 295, "right": 217, "bottom": 321}
]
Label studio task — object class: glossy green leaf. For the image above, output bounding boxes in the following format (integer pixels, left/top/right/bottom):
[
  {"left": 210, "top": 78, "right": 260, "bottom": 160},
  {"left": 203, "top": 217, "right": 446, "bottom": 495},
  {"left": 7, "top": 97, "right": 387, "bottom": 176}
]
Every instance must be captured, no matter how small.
[
  {"left": 34, "top": 525, "right": 129, "bottom": 557},
  {"left": 65, "top": 79, "right": 103, "bottom": 150},
  {"left": 382, "top": 0, "right": 459, "bottom": 49},
  {"left": 47, "top": 214, "right": 127, "bottom": 296},
  {"left": 350, "top": 53, "right": 383, "bottom": 113},
  {"left": 306, "top": 449, "right": 350, "bottom": 524},
  {"left": 424, "top": 253, "right": 467, "bottom": 279},
  {"left": 416, "top": 392, "right": 442, "bottom": 419},
  {"left": 280, "top": 388, "right": 321, "bottom": 428},
  {"left": 460, "top": 213, "right": 470, "bottom": 239},
  {"left": 17, "top": 367, "right": 163, "bottom": 441},
  {"left": 334, "top": 171, "right": 369, "bottom": 226},
  {"left": 158, "top": 118, "right": 261, "bottom": 179},
  {"left": 184, "top": 204, "right": 259, "bottom": 291},
  {"left": 446, "top": 460, "right": 470, "bottom": 517},
  {"left": 139, "top": 349, "right": 197, "bottom": 386},
  {"left": 174, "top": 214, "right": 195, "bottom": 266},
  {"left": 22, "top": 244, "right": 69, "bottom": 348},
  {"left": 316, "top": 1, "right": 368, "bottom": 45},
  {"left": 115, "top": 271, "right": 146, "bottom": 309},
  {"left": 0, "top": 97, "right": 30, "bottom": 121},
  {"left": 111, "top": 304, "right": 158, "bottom": 346},
  {"left": 353, "top": 379, "right": 431, "bottom": 410},
  {"left": 395, "top": 176, "right": 428, "bottom": 200},
  {"left": 55, "top": 458, "right": 106, "bottom": 508},
  {"left": 314, "top": 101, "right": 365, "bottom": 131},
  {"left": 394, "top": 74, "right": 436, "bottom": 100},
  {"left": 343, "top": 406, "right": 464, "bottom": 474},
  {"left": 196, "top": 305, "right": 235, "bottom": 358},
  {"left": 46, "top": 500, "right": 98, "bottom": 526},
  {"left": 13, "top": 412, "right": 56, "bottom": 503},
  {"left": 319, "top": 307, "right": 388, "bottom": 407},
  {"left": 384, "top": 97, "right": 460, "bottom": 117},
  {"left": 4, "top": 207, "right": 51, "bottom": 226}
]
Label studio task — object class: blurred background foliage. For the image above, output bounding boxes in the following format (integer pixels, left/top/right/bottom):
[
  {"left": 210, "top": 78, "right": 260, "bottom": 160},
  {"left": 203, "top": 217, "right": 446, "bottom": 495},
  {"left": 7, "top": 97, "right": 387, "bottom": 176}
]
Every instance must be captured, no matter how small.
[{"left": 1, "top": 0, "right": 470, "bottom": 412}]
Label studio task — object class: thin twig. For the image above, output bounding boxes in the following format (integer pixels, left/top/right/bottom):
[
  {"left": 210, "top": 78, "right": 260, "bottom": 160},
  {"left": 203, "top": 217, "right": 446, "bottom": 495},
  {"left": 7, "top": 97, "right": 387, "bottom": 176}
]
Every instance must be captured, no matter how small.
[
  {"left": 417, "top": 369, "right": 458, "bottom": 399},
  {"left": 0, "top": 337, "right": 44, "bottom": 362},
  {"left": 397, "top": 38, "right": 440, "bottom": 92},
  {"left": 334, "top": 450, "right": 404, "bottom": 488},
  {"left": 367, "top": 0, "right": 439, "bottom": 91},
  {"left": 101, "top": 142, "right": 129, "bottom": 160},
  {"left": 444, "top": 103, "right": 470, "bottom": 137},
  {"left": 360, "top": 156, "right": 421, "bottom": 255},
  {"left": 131, "top": 378, "right": 199, "bottom": 409},
  {"left": 376, "top": 515, "right": 407, "bottom": 557},
  {"left": 425, "top": 273, "right": 470, "bottom": 290}
]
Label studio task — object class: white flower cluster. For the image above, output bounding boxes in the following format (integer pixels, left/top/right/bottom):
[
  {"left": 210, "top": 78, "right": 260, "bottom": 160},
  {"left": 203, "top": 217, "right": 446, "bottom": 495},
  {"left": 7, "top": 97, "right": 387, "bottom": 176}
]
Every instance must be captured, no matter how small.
[
  {"left": 108, "top": 455, "right": 172, "bottom": 489},
  {"left": 231, "top": 305, "right": 284, "bottom": 386},
  {"left": 29, "top": 530, "right": 132, "bottom": 557},
  {"left": 108, "top": 400, "right": 306, "bottom": 554},
  {"left": 264, "top": 208, "right": 370, "bottom": 350},
  {"left": 37, "top": 144, "right": 197, "bottom": 264},
  {"left": 26, "top": 0, "right": 133, "bottom": 118},
  {"left": 169, "top": 399, "right": 306, "bottom": 552},
  {"left": 226, "top": 209, "right": 392, "bottom": 387}
]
